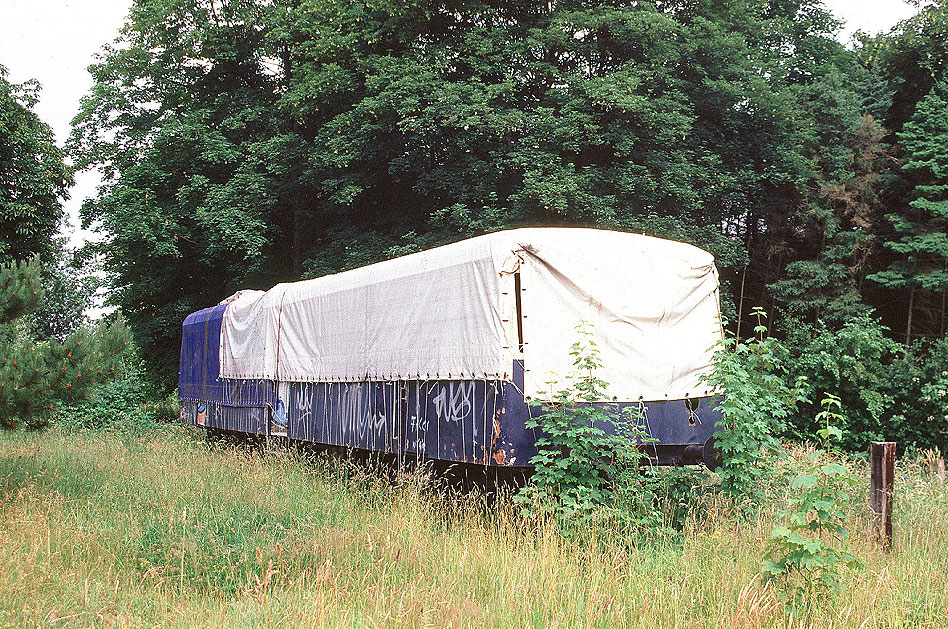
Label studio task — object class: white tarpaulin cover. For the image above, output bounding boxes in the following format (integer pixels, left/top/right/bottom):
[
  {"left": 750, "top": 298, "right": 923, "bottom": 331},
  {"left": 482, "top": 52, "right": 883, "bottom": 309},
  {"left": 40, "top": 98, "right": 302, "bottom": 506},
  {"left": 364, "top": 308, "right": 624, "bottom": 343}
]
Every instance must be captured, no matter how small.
[{"left": 219, "top": 228, "right": 722, "bottom": 401}]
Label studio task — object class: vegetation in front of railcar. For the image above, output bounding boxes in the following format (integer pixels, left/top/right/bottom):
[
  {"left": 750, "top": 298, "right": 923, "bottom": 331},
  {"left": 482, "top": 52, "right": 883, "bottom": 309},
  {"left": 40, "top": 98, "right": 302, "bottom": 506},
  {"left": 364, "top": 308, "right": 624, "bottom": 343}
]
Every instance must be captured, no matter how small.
[
  {"left": 514, "top": 319, "right": 872, "bottom": 616},
  {"left": 700, "top": 309, "right": 807, "bottom": 503},
  {"left": 1, "top": 426, "right": 947, "bottom": 627},
  {"left": 516, "top": 324, "right": 666, "bottom": 537}
]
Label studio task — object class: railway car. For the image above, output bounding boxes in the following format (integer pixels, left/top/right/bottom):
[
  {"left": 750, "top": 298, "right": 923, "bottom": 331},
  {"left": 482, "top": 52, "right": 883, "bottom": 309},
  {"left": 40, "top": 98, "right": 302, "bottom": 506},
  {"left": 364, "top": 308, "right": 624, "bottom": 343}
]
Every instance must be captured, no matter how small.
[{"left": 178, "top": 227, "right": 724, "bottom": 469}]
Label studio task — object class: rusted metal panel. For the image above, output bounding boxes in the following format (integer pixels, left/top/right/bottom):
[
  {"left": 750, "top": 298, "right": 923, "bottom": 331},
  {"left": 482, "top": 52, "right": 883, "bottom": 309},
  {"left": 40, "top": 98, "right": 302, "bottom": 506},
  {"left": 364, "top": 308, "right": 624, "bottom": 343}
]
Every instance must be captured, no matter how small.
[{"left": 179, "top": 399, "right": 268, "bottom": 435}]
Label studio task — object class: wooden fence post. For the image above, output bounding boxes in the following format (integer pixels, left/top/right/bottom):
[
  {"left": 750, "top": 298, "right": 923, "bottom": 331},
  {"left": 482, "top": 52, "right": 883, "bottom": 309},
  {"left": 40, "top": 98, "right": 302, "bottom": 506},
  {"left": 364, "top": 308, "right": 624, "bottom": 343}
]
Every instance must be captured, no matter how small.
[{"left": 869, "top": 441, "right": 895, "bottom": 550}]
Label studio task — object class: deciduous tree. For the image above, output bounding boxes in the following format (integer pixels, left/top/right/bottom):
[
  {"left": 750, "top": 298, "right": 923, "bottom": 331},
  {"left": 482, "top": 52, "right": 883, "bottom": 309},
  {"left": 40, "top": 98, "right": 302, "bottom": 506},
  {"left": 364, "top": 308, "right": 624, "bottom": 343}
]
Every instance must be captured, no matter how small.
[
  {"left": 73, "top": 0, "right": 854, "bottom": 384},
  {"left": 0, "top": 65, "right": 72, "bottom": 262}
]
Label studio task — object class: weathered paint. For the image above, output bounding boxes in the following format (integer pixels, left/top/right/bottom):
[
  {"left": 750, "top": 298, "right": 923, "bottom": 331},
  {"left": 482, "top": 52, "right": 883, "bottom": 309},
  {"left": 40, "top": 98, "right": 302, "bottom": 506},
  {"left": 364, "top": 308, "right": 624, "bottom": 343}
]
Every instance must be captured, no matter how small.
[
  {"left": 179, "top": 399, "right": 269, "bottom": 435},
  {"left": 178, "top": 307, "right": 721, "bottom": 467},
  {"left": 179, "top": 305, "right": 274, "bottom": 408}
]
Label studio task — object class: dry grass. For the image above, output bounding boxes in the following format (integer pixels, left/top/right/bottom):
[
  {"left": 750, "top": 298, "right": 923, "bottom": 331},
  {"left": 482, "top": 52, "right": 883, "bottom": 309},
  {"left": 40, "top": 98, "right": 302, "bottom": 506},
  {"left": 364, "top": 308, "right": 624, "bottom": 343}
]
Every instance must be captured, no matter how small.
[{"left": 0, "top": 428, "right": 946, "bottom": 628}]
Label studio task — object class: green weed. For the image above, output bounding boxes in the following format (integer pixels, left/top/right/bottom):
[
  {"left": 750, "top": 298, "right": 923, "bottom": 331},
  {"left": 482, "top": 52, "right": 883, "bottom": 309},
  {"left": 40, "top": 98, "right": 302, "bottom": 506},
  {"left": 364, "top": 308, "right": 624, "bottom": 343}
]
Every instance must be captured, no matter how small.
[{"left": 0, "top": 427, "right": 946, "bottom": 627}]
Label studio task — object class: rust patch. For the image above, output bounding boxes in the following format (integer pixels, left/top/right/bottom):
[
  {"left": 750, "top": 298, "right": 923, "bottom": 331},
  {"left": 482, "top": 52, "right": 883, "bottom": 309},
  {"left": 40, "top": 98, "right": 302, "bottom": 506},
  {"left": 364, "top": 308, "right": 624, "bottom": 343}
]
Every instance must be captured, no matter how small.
[{"left": 489, "top": 417, "right": 507, "bottom": 465}]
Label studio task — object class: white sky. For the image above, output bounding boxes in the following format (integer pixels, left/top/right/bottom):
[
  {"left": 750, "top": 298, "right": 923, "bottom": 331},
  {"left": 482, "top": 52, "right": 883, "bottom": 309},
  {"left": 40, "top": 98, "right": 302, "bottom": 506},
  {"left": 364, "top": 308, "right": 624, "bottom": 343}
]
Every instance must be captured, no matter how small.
[
  {"left": 0, "top": 0, "right": 131, "bottom": 249},
  {"left": 0, "top": 0, "right": 924, "bottom": 252},
  {"left": 830, "top": 0, "right": 919, "bottom": 40}
]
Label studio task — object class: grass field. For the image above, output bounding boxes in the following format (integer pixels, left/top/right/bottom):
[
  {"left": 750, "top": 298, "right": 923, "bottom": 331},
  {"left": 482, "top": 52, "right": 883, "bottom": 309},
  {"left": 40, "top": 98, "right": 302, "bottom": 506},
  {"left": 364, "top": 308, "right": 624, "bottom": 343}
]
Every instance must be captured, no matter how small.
[{"left": 0, "top": 426, "right": 946, "bottom": 628}]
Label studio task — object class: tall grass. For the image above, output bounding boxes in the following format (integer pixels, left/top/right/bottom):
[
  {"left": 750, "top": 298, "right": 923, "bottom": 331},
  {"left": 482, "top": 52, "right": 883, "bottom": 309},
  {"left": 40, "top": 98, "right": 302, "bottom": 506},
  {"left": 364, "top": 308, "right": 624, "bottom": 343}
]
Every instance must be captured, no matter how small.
[{"left": 0, "top": 427, "right": 945, "bottom": 627}]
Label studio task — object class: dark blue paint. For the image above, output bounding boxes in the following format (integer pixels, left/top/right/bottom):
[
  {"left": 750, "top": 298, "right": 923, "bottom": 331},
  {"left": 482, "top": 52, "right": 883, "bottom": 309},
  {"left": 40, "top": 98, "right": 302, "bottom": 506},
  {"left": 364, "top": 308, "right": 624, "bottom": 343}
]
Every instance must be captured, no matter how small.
[
  {"left": 179, "top": 399, "right": 269, "bottom": 434},
  {"left": 178, "top": 307, "right": 721, "bottom": 466},
  {"left": 178, "top": 305, "right": 273, "bottom": 408}
]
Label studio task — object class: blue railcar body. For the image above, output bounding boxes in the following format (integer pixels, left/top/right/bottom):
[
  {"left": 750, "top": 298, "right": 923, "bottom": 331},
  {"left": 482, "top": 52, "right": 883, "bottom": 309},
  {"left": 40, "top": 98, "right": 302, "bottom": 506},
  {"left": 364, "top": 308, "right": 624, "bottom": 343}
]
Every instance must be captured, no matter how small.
[
  {"left": 179, "top": 306, "right": 720, "bottom": 467},
  {"left": 179, "top": 305, "right": 274, "bottom": 411}
]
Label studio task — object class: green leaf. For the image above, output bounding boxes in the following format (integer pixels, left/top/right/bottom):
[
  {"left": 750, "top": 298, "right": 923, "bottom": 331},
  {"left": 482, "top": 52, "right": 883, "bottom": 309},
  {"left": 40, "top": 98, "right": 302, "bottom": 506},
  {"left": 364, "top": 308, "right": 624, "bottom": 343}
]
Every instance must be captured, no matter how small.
[{"left": 791, "top": 474, "right": 818, "bottom": 490}]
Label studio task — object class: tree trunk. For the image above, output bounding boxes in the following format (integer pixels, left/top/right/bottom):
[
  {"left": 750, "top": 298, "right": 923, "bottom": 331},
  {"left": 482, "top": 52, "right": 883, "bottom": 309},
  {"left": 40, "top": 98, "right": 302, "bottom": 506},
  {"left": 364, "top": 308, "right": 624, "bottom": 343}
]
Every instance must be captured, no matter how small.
[
  {"left": 941, "top": 288, "right": 946, "bottom": 338},
  {"left": 906, "top": 285, "right": 915, "bottom": 346},
  {"left": 736, "top": 266, "right": 747, "bottom": 341},
  {"left": 292, "top": 203, "right": 302, "bottom": 279},
  {"left": 942, "top": 260, "right": 947, "bottom": 337}
]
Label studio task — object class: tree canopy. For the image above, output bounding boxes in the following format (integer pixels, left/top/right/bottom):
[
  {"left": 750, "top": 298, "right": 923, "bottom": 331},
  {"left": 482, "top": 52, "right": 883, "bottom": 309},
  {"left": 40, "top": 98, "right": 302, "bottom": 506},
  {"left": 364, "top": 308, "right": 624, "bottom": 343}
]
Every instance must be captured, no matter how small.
[
  {"left": 69, "top": 0, "right": 853, "bottom": 383},
  {"left": 868, "top": 83, "right": 948, "bottom": 342},
  {"left": 0, "top": 65, "right": 73, "bottom": 263},
  {"left": 62, "top": 0, "right": 948, "bottom": 427},
  {"left": 0, "top": 65, "right": 130, "bottom": 427},
  {"left": 51, "top": 0, "right": 948, "bottom": 448}
]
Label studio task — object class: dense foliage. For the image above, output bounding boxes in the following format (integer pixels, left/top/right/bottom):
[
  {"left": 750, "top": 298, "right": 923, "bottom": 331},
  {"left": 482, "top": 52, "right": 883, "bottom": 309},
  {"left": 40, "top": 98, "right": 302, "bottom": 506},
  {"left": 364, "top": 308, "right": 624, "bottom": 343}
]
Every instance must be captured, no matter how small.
[
  {"left": 70, "top": 0, "right": 850, "bottom": 385},
  {"left": 0, "top": 257, "right": 131, "bottom": 428},
  {"left": 781, "top": 316, "right": 948, "bottom": 452},
  {"left": 52, "top": 348, "right": 179, "bottom": 431},
  {"left": 64, "top": 0, "right": 948, "bottom": 450},
  {"left": 0, "top": 65, "right": 132, "bottom": 429},
  {"left": 0, "top": 66, "right": 73, "bottom": 263},
  {"left": 700, "top": 309, "right": 804, "bottom": 500}
]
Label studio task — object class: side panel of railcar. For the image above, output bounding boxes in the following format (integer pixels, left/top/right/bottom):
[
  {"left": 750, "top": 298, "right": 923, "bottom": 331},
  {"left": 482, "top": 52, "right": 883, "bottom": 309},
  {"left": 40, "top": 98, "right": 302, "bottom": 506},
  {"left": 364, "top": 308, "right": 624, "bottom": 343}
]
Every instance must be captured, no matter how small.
[
  {"left": 277, "top": 379, "right": 506, "bottom": 463},
  {"left": 178, "top": 305, "right": 274, "bottom": 435},
  {"left": 491, "top": 361, "right": 721, "bottom": 467},
  {"left": 179, "top": 307, "right": 721, "bottom": 466}
]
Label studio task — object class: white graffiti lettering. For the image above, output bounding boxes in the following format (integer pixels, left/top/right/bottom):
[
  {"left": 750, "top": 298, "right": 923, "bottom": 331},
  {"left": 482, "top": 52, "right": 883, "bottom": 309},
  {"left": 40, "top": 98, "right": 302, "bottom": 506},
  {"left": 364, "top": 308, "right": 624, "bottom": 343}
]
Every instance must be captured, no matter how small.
[{"left": 432, "top": 381, "right": 474, "bottom": 423}]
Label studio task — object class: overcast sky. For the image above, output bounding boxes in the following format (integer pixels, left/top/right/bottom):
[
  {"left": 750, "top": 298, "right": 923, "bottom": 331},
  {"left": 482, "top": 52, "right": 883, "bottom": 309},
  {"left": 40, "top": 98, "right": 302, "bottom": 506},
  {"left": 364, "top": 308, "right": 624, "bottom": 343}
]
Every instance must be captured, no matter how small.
[{"left": 0, "top": 0, "right": 923, "bottom": 250}]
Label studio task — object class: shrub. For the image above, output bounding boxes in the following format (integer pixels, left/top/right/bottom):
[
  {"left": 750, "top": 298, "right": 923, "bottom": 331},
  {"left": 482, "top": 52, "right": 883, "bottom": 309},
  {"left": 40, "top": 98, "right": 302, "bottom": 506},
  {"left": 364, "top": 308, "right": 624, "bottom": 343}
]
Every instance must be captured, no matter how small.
[
  {"left": 782, "top": 314, "right": 900, "bottom": 450},
  {"left": 649, "top": 466, "right": 713, "bottom": 531},
  {"left": 784, "top": 315, "right": 948, "bottom": 453},
  {"left": 701, "top": 308, "right": 805, "bottom": 502},
  {"left": 52, "top": 347, "right": 173, "bottom": 432},
  {"left": 0, "top": 257, "right": 130, "bottom": 428},
  {"left": 516, "top": 324, "right": 661, "bottom": 535},
  {"left": 764, "top": 395, "right": 863, "bottom": 612}
]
